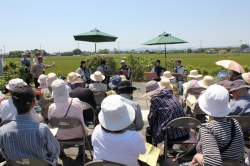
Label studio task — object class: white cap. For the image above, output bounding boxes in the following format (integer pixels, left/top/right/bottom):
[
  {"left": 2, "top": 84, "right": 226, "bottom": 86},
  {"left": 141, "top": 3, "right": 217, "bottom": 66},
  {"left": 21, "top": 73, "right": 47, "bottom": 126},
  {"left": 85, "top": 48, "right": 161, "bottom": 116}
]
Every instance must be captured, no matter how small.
[
  {"left": 51, "top": 79, "right": 69, "bottom": 103},
  {"left": 121, "top": 60, "right": 125, "bottom": 63},
  {"left": 47, "top": 73, "right": 57, "bottom": 87},
  {"left": 38, "top": 74, "right": 47, "bottom": 85},
  {"left": 6, "top": 78, "right": 27, "bottom": 91},
  {"left": 198, "top": 85, "right": 230, "bottom": 117}
]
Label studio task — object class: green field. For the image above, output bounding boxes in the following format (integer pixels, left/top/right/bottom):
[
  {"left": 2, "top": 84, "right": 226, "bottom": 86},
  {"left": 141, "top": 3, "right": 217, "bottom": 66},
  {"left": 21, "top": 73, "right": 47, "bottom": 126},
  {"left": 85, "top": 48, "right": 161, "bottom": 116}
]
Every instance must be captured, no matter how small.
[{"left": 4, "top": 53, "right": 250, "bottom": 77}]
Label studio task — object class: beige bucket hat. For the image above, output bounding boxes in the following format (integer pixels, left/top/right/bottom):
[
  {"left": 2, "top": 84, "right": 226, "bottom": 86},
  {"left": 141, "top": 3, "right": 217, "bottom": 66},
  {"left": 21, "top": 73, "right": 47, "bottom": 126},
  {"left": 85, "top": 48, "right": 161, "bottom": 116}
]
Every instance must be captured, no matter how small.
[
  {"left": 198, "top": 76, "right": 214, "bottom": 88},
  {"left": 242, "top": 72, "right": 250, "bottom": 84},
  {"left": 161, "top": 71, "right": 175, "bottom": 80},
  {"left": 46, "top": 73, "right": 57, "bottom": 87},
  {"left": 188, "top": 70, "right": 202, "bottom": 78},
  {"left": 158, "top": 78, "right": 173, "bottom": 89},
  {"left": 90, "top": 71, "right": 105, "bottom": 82},
  {"left": 67, "top": 72, "right": 81, "bottom": 83},
  {"left": 6, "top": 78, "right": 27, "bottom": 91}
]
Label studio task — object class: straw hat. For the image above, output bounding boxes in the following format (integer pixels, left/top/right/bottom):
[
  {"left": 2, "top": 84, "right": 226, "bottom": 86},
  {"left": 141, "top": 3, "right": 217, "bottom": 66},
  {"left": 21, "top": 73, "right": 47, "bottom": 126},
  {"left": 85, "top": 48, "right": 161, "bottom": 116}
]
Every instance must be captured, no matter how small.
[
  {"left": 188, "top": 70, "right": 202, "bottom": 78},
  {"left": 198, "top": 76, "right": 214, "bottom": 88},
  {"left": 158, "top": 78, "right": 173, "bottom": 89},
  {"left": 161, "top": 71, "right": 175, "bottom": 80},
  {"left": 98, "top": 95, "right": 135, "bottom": 131},
  {"left": 242, "top": 72, "right": 250, "bottom": 84},
  {"left": 198, "top": 85, "right": 230, "bottom": 117},
  {"left": 120, "top": 75, "right": 127, "bottom": 81},
  {"left": 67, "top": 72, "right": 81, "bottom": 83},
  {"left": 71, "top": 76, "right": 84, "bottom": 85},
  {"left": 109, "top": 75, "right": 122, "bottom": 88},
  {"left": 143, "top": 80, "right": 164, "bottom": 97},
  {"left": 38, "top": 74, "right": 47, "bottom": 85},
  {"left": 47, "top": 73, "right": 57, "bottom": 87},
  {"left": 51, "top": 79, "right": 69, "bottom": 103},
  {"left": 6, "top": 78, "right": 27, "bottom": 91},
  {"left": 90, "top": 71, "right": 105, "bottom": 82}
]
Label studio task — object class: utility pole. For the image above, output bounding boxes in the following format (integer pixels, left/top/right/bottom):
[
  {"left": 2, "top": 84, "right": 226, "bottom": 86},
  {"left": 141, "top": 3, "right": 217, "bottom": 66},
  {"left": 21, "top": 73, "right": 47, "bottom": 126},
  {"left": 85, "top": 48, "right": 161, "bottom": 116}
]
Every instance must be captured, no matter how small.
[{"left": 78, "top": 43, "right": 79, "bottom": 55}]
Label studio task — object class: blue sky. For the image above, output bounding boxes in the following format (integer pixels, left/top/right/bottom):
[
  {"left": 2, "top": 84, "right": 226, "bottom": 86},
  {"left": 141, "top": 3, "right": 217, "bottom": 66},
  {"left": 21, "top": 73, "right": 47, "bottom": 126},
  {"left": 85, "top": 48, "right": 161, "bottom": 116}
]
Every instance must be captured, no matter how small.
[{"left": 1, "top": 0, "right": 250, "bottom": 53}]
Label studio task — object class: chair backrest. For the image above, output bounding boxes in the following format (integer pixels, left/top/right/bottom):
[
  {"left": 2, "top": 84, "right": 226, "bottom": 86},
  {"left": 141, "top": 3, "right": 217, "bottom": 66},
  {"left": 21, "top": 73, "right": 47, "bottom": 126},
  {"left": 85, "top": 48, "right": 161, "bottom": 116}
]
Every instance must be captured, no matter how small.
[
  {"left": 50, "top": 117, "right": 83, "bottom": 130},
  {"left": 92, "top": 90, "right": 106, "bottom": 106},
  {"left": 81, "top": 101, "right": 96, "bottom": 127},
  {"left": 193, "top": 104, "right": 206, "bottom": 115},
  {"left": 187, "top": 87, "right": 205, "bottom": 96},
  {"left": 166, "top": 117, "right": 201, "bottom": 129},
  {"left": 0, "top": 120, "right": 12, "bottom": 127},
  {"left": 84, "top": 160, "right": 126, "bottom": 166},
  {"left": 226, "top": 115, "right": 250, "bottom": 129},
  {"left": 7, "top": 158, "right": 54, "bottom": 166}
]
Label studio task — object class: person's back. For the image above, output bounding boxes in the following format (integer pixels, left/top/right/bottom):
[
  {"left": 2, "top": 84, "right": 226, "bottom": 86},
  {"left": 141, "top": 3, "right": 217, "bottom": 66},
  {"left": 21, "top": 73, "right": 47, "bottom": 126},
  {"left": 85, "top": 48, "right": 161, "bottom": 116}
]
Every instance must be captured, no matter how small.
[
  {"left": 197, "top": 118, "right": 244, "bottom": 165},
  {"left": 89, "top": 82, "right": 107, "bottom": 92},
  {"left": 40, "top": 87, "right": 54, "bottom": 120},
  {"left": 92, "top": 124, "right": 145, "bottom": 166}
]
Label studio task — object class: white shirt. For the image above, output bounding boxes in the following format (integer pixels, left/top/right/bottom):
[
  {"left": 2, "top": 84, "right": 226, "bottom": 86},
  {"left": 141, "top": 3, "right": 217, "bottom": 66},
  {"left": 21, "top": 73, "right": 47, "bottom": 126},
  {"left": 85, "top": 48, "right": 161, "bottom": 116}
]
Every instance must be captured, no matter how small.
[
  {"left": 0, "top": 97, "right": 40, "bottom": 122},
  {"left": 89, "top": 83, "right": 107, "bottom": 92},
  {"left": 92, "top": 124, "right": 146, "bottom": 166}
]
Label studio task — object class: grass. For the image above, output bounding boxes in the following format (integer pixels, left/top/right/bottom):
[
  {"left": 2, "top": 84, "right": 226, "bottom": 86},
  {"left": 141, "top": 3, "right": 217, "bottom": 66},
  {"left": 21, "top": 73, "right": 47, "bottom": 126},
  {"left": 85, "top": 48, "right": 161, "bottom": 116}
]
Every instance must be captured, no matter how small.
[{"left": 4, "top": 53, "right": 250, "bottom": 77}]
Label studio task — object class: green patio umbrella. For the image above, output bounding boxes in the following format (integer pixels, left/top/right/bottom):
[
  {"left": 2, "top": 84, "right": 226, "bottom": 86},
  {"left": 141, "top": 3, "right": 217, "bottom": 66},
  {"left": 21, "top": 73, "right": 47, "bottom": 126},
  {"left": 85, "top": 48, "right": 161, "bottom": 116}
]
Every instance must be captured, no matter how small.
[
  {"left": 143, "top": 32, "right": 188, "bottom": 66},
  {"left": 74, "top": 28, "right": 118, "bottom": 53}
]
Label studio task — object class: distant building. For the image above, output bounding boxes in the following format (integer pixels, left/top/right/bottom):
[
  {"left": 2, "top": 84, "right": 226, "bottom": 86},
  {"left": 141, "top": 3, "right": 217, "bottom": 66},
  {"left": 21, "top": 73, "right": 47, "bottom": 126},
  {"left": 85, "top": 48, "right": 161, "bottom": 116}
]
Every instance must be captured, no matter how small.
[
  {"left": 231, "top": 48, "right": 241, "bottom": 53},
  {"left": 243, "top": 48, "right": 250, "bottom": 53},
  {"left": 206, "top": 49, "right": 216, "bottom": 53},
  {"left": 219, "top": 50, "right": 227, "bottom": 54}
]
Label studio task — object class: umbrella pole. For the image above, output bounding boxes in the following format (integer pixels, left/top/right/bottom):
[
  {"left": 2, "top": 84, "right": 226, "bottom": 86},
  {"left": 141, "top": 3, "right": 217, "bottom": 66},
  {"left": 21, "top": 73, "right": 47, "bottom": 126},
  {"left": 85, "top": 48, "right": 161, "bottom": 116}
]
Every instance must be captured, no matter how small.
[{"left": 164, "top": 44, "right": 167, "bottom": 69}]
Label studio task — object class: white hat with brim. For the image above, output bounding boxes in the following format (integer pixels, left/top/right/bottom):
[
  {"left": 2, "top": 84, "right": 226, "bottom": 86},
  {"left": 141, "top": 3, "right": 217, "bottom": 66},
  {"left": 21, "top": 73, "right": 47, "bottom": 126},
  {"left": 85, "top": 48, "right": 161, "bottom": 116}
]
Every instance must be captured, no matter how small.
[
  {"left": 242, "top": 72, "right": 250, "bottom": 84},
  {"left": 158, "top": 78, "right": 173, "bottom": 89},
  {"left": 198, "top": 85, "right": 231, "bottom": 117},
  {"left": 143, "top": 80, "right": 165, "bottom": 97},
  {"left": 6, "top": 78, "right": 27, "bottom": 91},
  {"left": 198, "top": 76, "right": 214, "bottom": 89},
  {"left": 161, "top": 71, "right": 175, "bottom": 80},
  {"left": 188, "top": 70, "right": 202, "bottom": 78},
  {"left": 47, "top": 73, "right": 58, "bottom": 87},
  {"left": 51, "top": 79, "right": 69, "bottom": 103},
  {"left": 120, "top": 75, "right": 127, "bottom": 81},
  {"left": 90, "top": 71, "right": 105, "bottom": 81},
  {"left": 98, "top": 95, "right": 135, "bottom": 131},
  {"left": 38, "top": 74, "right": 47, "bottom": 84},
  {"left": 67, "top": 72, "right": 81, "bottom": 83}
]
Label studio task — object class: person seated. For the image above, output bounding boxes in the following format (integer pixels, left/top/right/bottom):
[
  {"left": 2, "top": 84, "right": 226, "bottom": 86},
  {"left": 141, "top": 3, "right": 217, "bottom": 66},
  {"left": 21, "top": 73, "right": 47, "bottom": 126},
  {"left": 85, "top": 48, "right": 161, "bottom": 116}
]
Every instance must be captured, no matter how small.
[
  {"left": 242, "top": 72, "right": 250, "bottom": 84},
  {"left": 0, "top": 86, "right": 60, "bottom": 165},
  {"left": 183, "top": 70, "right": 202, "bottom": 99},
  {"left": 69, "top": 76, "right": 96, "bottom": 121},
  {"left": 120, "top": 60, "right": 132, "bottom": 80},
  {"left": 116, "top": 80, "right": 143, "bottom": 131},
  {"left": 174, "top": 59, "right": 186, "bottom": 94},
  {"left": 106, "top": 75, "right": 122, "bottom": 96},
  {"left": 96, "top": 61, "right": 111, "bottom": 71},
  {"left": 225, "top": 70, "right": 243, "bottom": 81},
  {"left": 92, "top": 95, "right": 146, "bottom": 165},
  {"left": 158, "top": 78, "right": 173, "bottom": 90},
  {"left": 40, "top": 73, "right": 57, "bottom": 122},
  {"left": 89, "top": 71, "right": 107, "bottom": 92},
  {"left": 38, "top": 74, "right": 47, "bottom": 89},
  {"left": 229, "top": 80, "right": 250, "bottom": 116},
  {"left": 198, "top": 75, "right": 214, "bottom": 93},
  {"left": 48, "top": 79, "right": 89, "bottom": 157},
  {"left": 0, "top": 78, "right": 41, "bottom": 123},
  {"left": 189, "top": 85, "right": 244, "bottom": 165},
  {"left": 144, "top": 80, "right": 189, "bottom": 151},
  {"left": 161, "top": 71, "right": 179, "bottom": 97},
  {"left": 75, "top": 61, "right": 92, "bottom": 84},
  {"left": 150, "top": 60, "right": 165, "bottom": 81}
]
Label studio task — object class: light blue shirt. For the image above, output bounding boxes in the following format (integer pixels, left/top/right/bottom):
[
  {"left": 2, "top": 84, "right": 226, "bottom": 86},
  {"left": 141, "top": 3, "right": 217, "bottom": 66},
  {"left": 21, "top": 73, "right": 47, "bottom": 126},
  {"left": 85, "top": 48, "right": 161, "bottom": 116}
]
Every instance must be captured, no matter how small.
[{"left": 229, "top": 96, "right": 250, "bottom": 115}]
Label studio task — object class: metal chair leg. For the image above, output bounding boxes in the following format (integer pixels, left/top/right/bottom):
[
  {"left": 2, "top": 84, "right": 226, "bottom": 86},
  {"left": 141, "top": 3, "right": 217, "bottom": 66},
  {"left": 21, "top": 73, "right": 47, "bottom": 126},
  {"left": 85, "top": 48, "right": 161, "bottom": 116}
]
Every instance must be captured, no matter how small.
[{"left": 85, "top": 134, "right": 93, "bottom": 160}]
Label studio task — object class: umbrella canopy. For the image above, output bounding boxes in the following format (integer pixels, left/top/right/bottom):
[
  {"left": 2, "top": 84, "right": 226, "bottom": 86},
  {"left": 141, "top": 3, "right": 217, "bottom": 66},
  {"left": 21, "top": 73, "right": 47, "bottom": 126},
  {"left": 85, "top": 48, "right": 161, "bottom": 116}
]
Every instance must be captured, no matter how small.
[
  {"left": 215, "top": 60, "right": 245, "bottom": 73},
  {"left": 143, "top": 32, "right": 188, "bottom": 67},
  {"left": 74, "top": 28, "right": 118, "bottom": 53}
]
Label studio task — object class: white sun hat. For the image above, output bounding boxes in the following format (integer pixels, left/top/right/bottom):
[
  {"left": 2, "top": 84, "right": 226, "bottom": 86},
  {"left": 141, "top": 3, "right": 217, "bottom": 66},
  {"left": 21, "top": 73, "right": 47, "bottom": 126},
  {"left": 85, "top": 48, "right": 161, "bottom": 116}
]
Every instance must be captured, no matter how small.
[
  {"left": 6, "top": 78, "right": 27, "bottom": 91},
  {"left": 46, "top": 73, "right": 58, "bottom": 87},
  {"left": 67, "top": 72, "right": 81, "bottom": 83},
  {"left": 51, "top": 79, "right": 69, "bottom": 103},
  {"left": 198, "top": 76, "right": 214, "bottom": 88},
  {"left": 242, "top": 72, "right": 250, "bottom": 84},
  {"left": 198, "top": 85, "right": 230, "bottom": 117},
  {"left": 98, "top": 95, "right": 135, "bottom": 131},
  {"left": 38, "top": 74, "right": 47, "bottom": 85},
  {"left": 120, "top": 75, "right": 127, "bottom": 81},
  {"left": 158, "top": 78, "right": 173, "bottom": 89},
  {"left": 90, "top": 71, "right": 105, "bottom": 82},
  {"left": 121, "top": 60, "right": 126, "bottom": 63},
  {"left": 161, "top": 71, "right": 175, "bottom": 80},
  {"left": 188, "top": 70, "right": 202, "bottom": 78}
]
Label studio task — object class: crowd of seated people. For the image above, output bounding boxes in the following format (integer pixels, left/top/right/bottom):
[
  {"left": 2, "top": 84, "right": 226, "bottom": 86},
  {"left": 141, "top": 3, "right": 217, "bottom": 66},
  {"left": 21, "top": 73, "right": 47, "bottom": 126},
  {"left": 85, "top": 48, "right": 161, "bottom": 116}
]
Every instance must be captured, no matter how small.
[{"left": 0, "top": 59, "right": 250, "bottom": 166}]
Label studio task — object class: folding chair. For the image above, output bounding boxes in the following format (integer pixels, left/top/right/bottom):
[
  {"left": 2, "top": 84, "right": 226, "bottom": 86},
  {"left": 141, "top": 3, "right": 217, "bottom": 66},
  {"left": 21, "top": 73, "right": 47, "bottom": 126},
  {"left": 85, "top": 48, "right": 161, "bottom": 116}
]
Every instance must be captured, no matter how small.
[
  {"left": 7, "top": 158, "right": 55, "bottom": 166},
  {"left": 163, "top": 159, "right": 241, "bottom": 166},
  {"left": 84, "top": 160, "right": 126, "bottom": 166},
  {"left": 50, "top": 117, "right": 93, "bottom": 164},
  {"left": 92, "top": 90, "right": 107, "bottom": 106},
  {"left": 227, "top": 115, "right": 250, "bottom": 144},
  {"left": 0, "top": 120, "right": 12, "bottom": 127},
  {"left": 186, "top": 87, "right": 206, "bottom": 99},
  {"left": 164, "top": 117, "right": 201, "bottom": 160},
  {"left": 81, "top": 101, "right": 96, "bottom": 128}
]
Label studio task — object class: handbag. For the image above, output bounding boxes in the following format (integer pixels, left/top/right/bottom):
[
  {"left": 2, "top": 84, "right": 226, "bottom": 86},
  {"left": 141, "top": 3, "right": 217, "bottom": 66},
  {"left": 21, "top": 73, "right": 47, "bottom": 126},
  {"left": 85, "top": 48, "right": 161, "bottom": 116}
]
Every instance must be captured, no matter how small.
[{"left": 176, "top": 118, "right": 236, "bottom": 163}]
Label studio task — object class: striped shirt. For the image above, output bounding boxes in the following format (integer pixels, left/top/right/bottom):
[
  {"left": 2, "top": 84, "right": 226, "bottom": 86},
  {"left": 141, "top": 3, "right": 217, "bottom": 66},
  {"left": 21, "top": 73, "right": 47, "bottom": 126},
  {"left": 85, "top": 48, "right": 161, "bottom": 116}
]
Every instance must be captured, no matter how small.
[
  {"left": 0, "top": 114, "right": 60, "bottom": 163},
  {"left": 197, "top": 118, "right": 245, "bottom": 166},
  {"left": 148, "top": 89, "right": 189, "bottom": 144}
]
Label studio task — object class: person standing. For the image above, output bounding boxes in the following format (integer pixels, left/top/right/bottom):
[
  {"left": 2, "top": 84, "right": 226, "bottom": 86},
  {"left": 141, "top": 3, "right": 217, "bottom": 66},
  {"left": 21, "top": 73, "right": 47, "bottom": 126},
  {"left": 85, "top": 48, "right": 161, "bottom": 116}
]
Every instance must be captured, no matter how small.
[
  {"left": 174, "top": 59, "right": 186, "bottom": 94},
  {"left": 151, "top": 60, "right": 165, "bottom": 81},
  {"left": 120, "top": 60, "right": 132, "bottom": 80},
  {"left": 20, "top": 53, "right": 31, "bottom": 86},
  {"left": 0, "top": 54, "right": 4, "bottom": 76},
  {"left": 30, "top": 56, "right": 54, "bottom": 88},
  {"left": 76, "top": 61, "right": 92, "bottom": 84}
]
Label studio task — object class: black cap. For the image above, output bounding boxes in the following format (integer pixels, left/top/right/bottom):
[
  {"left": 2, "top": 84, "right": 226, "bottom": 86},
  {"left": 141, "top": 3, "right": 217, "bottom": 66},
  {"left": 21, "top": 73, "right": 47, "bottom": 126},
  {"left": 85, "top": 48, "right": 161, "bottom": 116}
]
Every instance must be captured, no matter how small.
[{"left": 117, "top": 80, "right": 137, "bottom": 91}]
